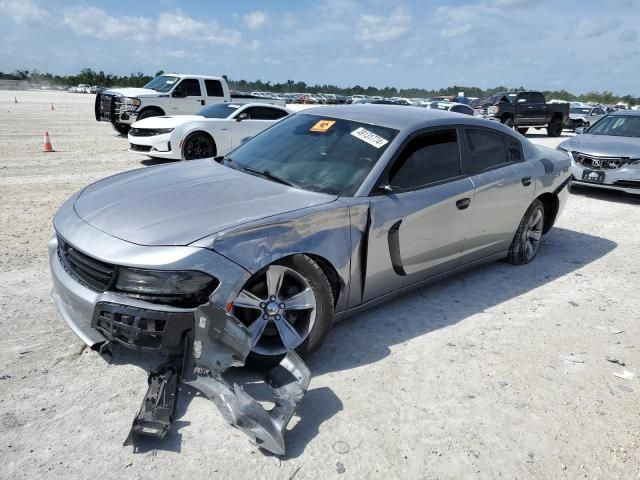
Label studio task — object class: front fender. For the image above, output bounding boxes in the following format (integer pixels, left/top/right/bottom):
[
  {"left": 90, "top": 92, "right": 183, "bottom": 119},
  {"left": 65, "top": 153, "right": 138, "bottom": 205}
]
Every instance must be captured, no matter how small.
[{"left": 193, "top": 203, "right": 353, "bottom": 312}]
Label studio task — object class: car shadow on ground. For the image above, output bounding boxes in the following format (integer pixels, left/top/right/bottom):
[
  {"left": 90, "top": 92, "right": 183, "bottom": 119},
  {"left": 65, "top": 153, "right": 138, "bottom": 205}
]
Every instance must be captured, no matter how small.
[
  {"left": 140, "top": 157, "right": 178, "bottom": 167},
  {"left": 570, "top": 186, "right": 640, "bottom": 205},
  {"left": 308, "top": 227, "right": 616, "bottom": 377}
]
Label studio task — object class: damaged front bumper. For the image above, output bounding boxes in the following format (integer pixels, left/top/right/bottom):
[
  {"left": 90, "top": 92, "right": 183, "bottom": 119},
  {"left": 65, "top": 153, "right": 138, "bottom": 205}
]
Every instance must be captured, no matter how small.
[{"left": 123, "top": 303, "right": 310, "bottom": 455}]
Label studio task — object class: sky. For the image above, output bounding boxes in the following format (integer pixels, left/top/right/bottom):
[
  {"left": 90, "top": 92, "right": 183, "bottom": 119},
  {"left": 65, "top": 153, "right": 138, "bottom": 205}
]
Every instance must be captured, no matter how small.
[{"left": 1, "top": 0, "right": 639, "bottom": 95}]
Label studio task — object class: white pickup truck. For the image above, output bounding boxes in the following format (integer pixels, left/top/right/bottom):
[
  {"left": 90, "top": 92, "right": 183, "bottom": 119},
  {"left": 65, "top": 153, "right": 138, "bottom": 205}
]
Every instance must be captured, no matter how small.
[{"left": 95, "top": 73, "right": 286, "bottom": 134}]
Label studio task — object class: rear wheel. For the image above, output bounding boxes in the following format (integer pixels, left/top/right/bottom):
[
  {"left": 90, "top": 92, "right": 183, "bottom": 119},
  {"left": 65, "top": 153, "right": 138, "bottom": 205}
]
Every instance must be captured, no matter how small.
[
  {"left": 232, "top": 255, "right": 334, "bottom": 366},
  {"left": 547, "top": 118, "right": 563, "bottom": 137},
  {"left": 182, "top": 132, "right": 216, "bottom": 160},
  {"left": 516, "top": 127, "right": 529, "bottom": 135},
  {"left": 508, "top": 199, "right": 545, "bottom": 265}
]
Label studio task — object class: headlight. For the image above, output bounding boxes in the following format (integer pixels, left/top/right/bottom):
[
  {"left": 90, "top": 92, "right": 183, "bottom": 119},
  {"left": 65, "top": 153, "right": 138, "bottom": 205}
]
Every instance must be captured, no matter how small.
[
  {"left": 122, "top": 97, "right": 141, "bottom": 111},
  {"left": 152, "top": 128, "right": 174, "bottom": 134},
  {"left": 115, "top": 268, "right": 218, "bottom": 306},
  {"left": 487, "top": 105, "right": 498, "bottom": 115}
]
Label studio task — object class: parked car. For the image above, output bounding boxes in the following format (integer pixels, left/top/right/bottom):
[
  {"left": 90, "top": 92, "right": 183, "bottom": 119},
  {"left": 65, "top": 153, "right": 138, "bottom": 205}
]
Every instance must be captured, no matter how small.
[
  {"left": 95, "top": 74, "right": 285, "bottom": 135},
  {"left": 565, "top": 106, "right": 606, "bottom": 131},
  {"left": 428, "top": 101, "right": 476, "bottom": 116},
  {"left": 558, "top": 111, "right": 640, "bottom": 195},
  {"left": 51, "top": 104, "right": 570, "bottom": 366},
  {"left": 481, "top": 91, "right": 569, "bottom": 137},
  {"left": 128, "top": 103, "right": 290, "bottom": 160}
]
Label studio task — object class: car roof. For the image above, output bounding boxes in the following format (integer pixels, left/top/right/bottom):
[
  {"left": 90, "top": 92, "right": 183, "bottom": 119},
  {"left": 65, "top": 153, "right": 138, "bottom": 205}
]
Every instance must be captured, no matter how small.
[
  {"left": 608, "top": 110, "right": 640, "bottom": 116},
  {"left": 300, "top": 104, "right": 489, "bottom": 131}
]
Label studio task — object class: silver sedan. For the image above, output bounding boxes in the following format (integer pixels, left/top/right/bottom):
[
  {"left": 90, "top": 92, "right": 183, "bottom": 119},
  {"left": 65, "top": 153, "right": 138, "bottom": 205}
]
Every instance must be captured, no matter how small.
[{"left": 49, "top": 105, "right": 571, "bottom": 451}]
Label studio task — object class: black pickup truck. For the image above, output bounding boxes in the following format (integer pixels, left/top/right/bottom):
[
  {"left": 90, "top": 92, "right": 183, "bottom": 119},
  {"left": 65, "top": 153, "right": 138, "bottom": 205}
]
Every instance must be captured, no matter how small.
[{"left": 473, "top": 91, "right": 569, "bottom": 137}]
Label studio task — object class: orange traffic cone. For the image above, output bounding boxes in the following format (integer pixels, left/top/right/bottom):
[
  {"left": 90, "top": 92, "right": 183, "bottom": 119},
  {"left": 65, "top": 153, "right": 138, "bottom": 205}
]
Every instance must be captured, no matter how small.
[
  {"left": 14, "top": 97, "right": 18, "bottom": 103},
  {"left": 50, "top": 103, "right": 55, "bottom": 111},
  {"left": 43, "top": 131, "right": 54, "bottom": 152}
]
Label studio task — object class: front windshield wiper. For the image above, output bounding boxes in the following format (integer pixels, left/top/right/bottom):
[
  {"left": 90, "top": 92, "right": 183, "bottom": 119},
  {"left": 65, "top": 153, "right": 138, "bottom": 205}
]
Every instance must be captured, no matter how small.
[{"left": 243, "top": 166, "right": 297, "bottom": 188}]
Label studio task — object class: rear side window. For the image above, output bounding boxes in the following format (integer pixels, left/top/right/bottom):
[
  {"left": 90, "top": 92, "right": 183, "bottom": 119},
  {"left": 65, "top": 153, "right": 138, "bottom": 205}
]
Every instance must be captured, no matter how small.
[
  {"left": 242, "top": 106, "right": 288, "bottom": 120},
  {"left": 389, "top": 129, "right": 461, "bottom": 190},
  {"left": 529, "top": 92, "right": 545, "bottom": 104},
  {"left": 463, "top": 129, "right": 511, "bottom": 174},
  {"left": 178, "top": 79, "right": 201, "bottom": 97},
  {"left": 205, "top": 79, "right": 224, "bottom": 97}
]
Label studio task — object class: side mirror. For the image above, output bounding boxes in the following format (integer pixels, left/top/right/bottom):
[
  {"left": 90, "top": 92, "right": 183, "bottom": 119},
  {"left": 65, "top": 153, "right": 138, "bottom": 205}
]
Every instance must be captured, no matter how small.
[
  {"left": 575, "top": 127, "right": 585, "bottom": 134},
  {"left": 236, "top": 112, "right": 250, "bottom": 122},
  {"left": 172, "top": 88, "right": 186, "bottom": 98},
  {"left": 377, "top": 184, "right": 394, "bottom": 194}
]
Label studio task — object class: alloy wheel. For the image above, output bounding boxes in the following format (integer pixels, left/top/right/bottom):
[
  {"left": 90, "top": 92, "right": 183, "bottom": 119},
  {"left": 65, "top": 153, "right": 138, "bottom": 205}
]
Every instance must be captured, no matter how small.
[
  {"left": 232, "top": 265, "right": 317, "bottom": 356},
  {"left": 524, "top": 208, "right": 544, "bottom": 261},
  {"left": 184, "top": 135, "right": 213, "bottom": 160}
]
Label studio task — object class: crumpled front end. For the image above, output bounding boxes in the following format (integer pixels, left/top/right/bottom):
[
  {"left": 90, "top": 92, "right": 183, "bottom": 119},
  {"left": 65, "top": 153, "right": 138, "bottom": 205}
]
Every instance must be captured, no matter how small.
[{"left": 123, "top": 302, "right": 310, "bottom": 455}]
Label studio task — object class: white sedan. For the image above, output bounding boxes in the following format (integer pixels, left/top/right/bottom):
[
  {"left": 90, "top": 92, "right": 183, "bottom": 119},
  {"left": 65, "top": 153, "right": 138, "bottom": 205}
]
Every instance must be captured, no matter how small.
[{"left": 127, "top": 103, "right": 291, "bottom": 160}]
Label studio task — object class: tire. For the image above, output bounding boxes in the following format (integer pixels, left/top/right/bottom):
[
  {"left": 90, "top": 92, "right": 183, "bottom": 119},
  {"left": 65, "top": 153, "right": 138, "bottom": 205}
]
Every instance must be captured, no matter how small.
[
  {"left": 136, "top": 109, "right": 162, "bottom": 121},
  {"left": 516, "top": 127, "right": 529, "bottom": 135},
  {"left": 112, "top": 123, "right": 130, "bottom": 135},
  {"left": 182, "top": 132, "right": 216, "bottom": 160},
  {"left": 232, "top": 254, "right": 334, "bottom": 367},
  {"left": 547, "top": 118, "right": 563, "bottom": 137},
  {"left": 502, "top": 118, "right": 514, "bottom": 128},
  {"left": 508, "top": 199, "right": 545, "bottom": 265}
]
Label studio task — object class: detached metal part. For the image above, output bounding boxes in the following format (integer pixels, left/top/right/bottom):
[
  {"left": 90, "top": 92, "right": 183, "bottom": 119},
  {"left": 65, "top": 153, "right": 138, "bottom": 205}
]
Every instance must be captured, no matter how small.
[
  {"left": 124, "top": 364, "right": 179, "bottom": 446},
  {"left": 182, "top": 303, "right": 311, "bottom": 456}
]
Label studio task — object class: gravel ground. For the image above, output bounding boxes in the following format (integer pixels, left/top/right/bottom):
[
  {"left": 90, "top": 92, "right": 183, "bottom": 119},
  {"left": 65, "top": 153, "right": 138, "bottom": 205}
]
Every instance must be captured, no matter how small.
[{"left": 1, "top": 90, "right": 639, "bottom": 480}]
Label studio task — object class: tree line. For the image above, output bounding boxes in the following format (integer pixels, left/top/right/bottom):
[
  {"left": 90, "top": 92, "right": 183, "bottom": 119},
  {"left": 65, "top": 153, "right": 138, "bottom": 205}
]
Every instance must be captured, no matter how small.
[{"left": 1, "top": 68, "right": 637, "bottom": 105}]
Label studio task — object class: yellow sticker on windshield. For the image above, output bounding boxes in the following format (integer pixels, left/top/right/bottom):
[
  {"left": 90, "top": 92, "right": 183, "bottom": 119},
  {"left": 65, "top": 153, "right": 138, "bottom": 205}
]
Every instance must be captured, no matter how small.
[{"left": 310, "top": 120, "right": 336, "bottom": 132}]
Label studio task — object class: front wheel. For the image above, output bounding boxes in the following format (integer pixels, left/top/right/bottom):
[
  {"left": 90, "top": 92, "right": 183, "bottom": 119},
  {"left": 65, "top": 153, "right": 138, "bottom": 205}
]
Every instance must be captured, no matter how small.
[
  {"left": 182, "top": 132, "right": 216, "bottom": 160},
  {"left": 232, "top": 255, "right": 334, "bottom": 366},
  {"left": 112, "top": 123, "right": 130, "bottom": 135},
  {"left": 508, "top": 199, "right": 545, "bottom": 265},
  {"left": 547, "top": 118, "right": 563, "bottom": 137}
]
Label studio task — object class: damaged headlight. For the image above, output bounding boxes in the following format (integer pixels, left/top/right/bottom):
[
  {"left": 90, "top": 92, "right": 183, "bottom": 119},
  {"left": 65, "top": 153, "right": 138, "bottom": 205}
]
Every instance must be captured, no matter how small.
[
  {"left": 115, "top": 268, "right": 218, "bottom": 307},
  {"left": 487, "top": 105, "right": 499, "bottom": 115}
]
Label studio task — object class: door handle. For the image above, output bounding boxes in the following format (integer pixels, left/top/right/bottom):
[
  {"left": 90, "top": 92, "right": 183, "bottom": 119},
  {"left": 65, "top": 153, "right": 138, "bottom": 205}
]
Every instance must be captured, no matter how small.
[
  {"left": 200, "top": 100, "right": 205, "bottom": 105},
  {"left": 521, "top": 176, "right": 532, "bottom": 186},
  {"left": 456, "top": 198, "right": 471, "bottom": 210}
]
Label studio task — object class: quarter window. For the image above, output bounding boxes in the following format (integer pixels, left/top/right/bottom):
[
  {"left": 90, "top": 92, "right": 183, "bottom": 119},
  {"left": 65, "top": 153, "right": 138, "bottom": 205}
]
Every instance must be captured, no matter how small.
[
  {"left": 388, "top": 129, "right": 461, "bottom": 190},
  {"left": 205, "top": 79, "right": 224, "bottom": 97},
  {"left": 529, "top": 92, "right": 545, "bottom": 104},
  {"left": 463, "top": 129, "right": 511, "bottom": 174},
  {"left": 177, "top": 79, "right": 201, "bottom": 97},
  {"left": 242, "top": 107, "right": 288, "bottom": 120}
]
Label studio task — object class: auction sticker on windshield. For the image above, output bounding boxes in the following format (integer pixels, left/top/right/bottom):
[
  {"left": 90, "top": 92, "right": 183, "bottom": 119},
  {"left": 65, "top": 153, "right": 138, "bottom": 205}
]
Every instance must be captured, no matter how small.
[
  {"left": 351, "top": 127, "right": 389, "bottom": 148},
  {"left": 310, "top": 120, "right": 336, "bottom": 132}
]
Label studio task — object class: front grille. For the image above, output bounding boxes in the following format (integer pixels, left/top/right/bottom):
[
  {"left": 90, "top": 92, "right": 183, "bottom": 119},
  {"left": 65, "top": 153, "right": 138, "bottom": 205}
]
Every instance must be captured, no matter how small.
[
  {"left": 93, "top": 302, "right": 193, "bottom": 352},
  {"left": 95, "top": 93, "right": 115, "bottom": 122},
  {"left": 572, "top": 152, "right": 629, "bottom": 170},
  {"left": 129, "top": 143, "right": 152, "bottom": 152},
  {"left": 130, "top": 128, "right": 163, "bottom": 137},
  {"left": 57, "top": 236, "right": 116, "bottom": 291},
  {"left": 613, "top": 180, "right": 640, "bottom": 189}
]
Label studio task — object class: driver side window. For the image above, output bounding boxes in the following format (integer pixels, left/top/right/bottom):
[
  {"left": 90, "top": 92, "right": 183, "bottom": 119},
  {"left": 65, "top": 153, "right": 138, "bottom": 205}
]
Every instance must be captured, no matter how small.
[
  {"left": 176, "top": 79, "right": 201, "bottom": 97},
  {"left": 388, "top": 129, "right": 462, "bottom": 190}
]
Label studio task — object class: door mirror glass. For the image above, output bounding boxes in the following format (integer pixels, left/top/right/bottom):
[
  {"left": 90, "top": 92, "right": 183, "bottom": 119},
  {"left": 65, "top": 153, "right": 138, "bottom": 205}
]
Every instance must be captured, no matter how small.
[
  {"left": 172, "top": 88, "right": 186, "bottom": 98},
  {"left": 377, "top": 184, "right": 394, "bottom": 194},
  {"left": 236, "top": 112, "right": 250, "bottom": 122}
]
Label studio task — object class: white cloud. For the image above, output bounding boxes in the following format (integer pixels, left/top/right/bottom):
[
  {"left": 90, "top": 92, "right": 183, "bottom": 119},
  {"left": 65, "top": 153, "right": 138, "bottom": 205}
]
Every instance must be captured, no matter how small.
[
  {"left": 243, "top": 11, "right": 268, "bottom": 30},
  {"left": 355, "top": 57, "right": 380, "bottom": 65},
  {"left": 441, "top": 23, "right": 472, "bottom": 38},
  {"left": 0, "top": 0, "right": 49, "bottom": 23},
  {"left": 485, "top": 0, "right": 532, "bottom": 9},
  {"left": 157, "top": 9, "right": 241, "bottom": 45},
  {"left": 572, "top": 19, "right": 613, "bottom": 39},
  {"left": 63, "top": 6, "right": 152, "bottom": 41},
  {"left": 619, "top": 28, "right": 638, "bottom": 42},
  {"left": 357, "top": 7, "right": 410, "bottom": 42}
]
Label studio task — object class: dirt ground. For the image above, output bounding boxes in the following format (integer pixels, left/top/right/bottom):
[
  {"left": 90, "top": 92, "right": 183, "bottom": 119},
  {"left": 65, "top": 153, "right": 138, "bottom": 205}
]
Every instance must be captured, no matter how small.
[{"left": 1, "top": 90, "right": 639, "bottom": 480}]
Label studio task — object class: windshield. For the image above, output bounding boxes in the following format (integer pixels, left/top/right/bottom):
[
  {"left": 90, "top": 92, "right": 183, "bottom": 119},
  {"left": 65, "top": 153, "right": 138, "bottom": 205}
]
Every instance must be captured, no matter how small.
[
  {"left": 586, "top": 115, "right": 640, "bottom": 137},
  {"left": 196, "top": 103, "right": 240, "bottom": 119},
  {"left": 143, "top": 75, "right": 180, "bottom": 93},
  {"left": 571, "top": 108, "right": 591, "bottom": 114},
  {"left": 227, "top": 113, "right": 398, "bottom": 195}
]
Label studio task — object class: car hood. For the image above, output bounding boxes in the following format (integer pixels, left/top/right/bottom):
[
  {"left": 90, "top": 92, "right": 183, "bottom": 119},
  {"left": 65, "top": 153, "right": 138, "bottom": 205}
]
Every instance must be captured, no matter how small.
[
  {"left": 103, "top": 87, "right": 162, "bottom": 98},
  {"left": 132, "top": 115, "right": 206, "bottom": 129},
  {"left": 73, "top": 160, "right": 337, "bottom": 246},
  {"left": 559, "top": 134, "right": 640, "bottom": 158}
]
